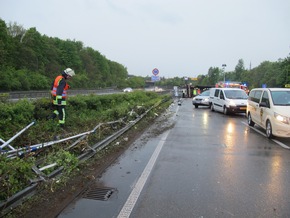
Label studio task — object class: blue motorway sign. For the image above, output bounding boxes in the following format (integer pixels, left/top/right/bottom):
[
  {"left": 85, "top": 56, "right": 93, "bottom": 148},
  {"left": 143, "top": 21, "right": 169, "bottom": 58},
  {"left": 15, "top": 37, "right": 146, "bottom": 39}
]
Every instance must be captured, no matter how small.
[{"left": 151, "top": 75, "right": 160, "bottom": 82}]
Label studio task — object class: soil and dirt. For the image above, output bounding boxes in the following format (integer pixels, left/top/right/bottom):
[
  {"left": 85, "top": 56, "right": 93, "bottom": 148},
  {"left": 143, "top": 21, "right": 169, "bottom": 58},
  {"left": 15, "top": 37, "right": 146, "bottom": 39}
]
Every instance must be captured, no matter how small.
[{"left": 4, "top": 101, "right": 176, "bottom": 218}]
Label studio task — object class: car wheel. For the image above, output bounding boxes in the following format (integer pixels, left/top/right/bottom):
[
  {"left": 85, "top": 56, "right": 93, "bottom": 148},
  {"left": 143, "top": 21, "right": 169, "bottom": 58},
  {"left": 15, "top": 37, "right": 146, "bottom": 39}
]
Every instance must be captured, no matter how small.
[
  {"left": 223, "top": 106, "right": 228, "bottom": 115},
  {"left": 195, "top": 105, "right": 198, "bottom": 108},
  {"left": 210, "top": 104, "right": 215, "bottom": 111},
  {"left": 266, "top": 120, "right": 273, "bottom": 139},
  {"left": 247, "top": 113, "right": 255, "bottom": 127}
]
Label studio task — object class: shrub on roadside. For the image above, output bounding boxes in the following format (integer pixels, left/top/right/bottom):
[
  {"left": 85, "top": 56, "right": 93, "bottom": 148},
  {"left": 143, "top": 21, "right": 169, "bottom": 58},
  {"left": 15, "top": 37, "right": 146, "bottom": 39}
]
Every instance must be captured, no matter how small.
[
  {"left": 0, "top": 155, "right": 36, "bottom": 201},
  {"left": 0, "top": 91, "right": 171, "bottom": 202}
]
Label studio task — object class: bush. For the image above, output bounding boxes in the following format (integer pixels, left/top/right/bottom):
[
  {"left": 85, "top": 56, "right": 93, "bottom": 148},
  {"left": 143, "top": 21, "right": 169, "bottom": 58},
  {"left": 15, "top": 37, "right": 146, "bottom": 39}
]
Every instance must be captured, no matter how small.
[
  {"left": 0, "top": 155, "right": 36, "bottom": 201},
  {"left": 0, "top": 91, "right": 171, "bottom": 201},
  {"left": 0, "top": 100, "right": 35, "bottom": 139}
]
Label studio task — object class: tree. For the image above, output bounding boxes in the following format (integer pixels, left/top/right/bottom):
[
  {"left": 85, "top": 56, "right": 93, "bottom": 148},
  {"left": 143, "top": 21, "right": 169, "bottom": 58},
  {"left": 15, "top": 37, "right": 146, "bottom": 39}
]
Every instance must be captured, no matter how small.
[
  {"left": 0, "top": 19, "right": 9, "bottom": 68},
  {"left": 235, "top": 59, "right": 245, "bottom": 81},
  {"left": 0, "top": 19, "right": 133, "bottom": 91},
  {"left": 108, "top": 60, "right": 128, "bottom": 88},
  {"left": 278, "top": 57, "right": 290, "bottom": 87},
  {"left": 207, "top": 67, "right": 220, "bottom": 85}
]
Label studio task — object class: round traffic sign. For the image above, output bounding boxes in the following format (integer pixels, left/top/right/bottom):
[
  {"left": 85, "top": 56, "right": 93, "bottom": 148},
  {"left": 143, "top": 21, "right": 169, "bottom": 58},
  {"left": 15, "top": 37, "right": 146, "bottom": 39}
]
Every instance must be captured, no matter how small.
[{"left": 152, "top": 68, "right": 159, "bottom": 76}]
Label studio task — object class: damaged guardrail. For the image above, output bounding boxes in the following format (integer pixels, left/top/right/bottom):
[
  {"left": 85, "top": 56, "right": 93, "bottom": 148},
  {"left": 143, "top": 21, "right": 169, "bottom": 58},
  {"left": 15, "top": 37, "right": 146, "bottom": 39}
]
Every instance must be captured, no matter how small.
[
  {"left": 0, "top": 121, "right": 36, "bottom": 152},
  {"left": 0, "top": 101, "right": 162, "bottom": 216}
]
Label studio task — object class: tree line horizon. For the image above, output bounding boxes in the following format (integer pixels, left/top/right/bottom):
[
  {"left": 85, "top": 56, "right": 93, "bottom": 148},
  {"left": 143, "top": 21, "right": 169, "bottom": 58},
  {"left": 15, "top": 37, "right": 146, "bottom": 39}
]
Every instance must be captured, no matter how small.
[{"left": 0, "top": 18, "right": 289, "bottom": 91}]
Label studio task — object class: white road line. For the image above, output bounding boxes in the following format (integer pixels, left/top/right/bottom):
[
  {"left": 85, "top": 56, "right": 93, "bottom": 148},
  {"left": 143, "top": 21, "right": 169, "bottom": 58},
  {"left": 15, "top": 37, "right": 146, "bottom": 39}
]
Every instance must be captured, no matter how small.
[
  {"left": 173, "top": 101, "right": 180, "bottom": 120},
  {"left": 241, "top": 121, "right": 267, "bottom": 136},
  {"left": 271, "top": 139, "right": 290, "bottom": 149},
  {"left": 117, "top": 130, "right": 170, "bottom": 218},
  {"left": 242, "top": 121, "right": 290, "bottom": 149}
]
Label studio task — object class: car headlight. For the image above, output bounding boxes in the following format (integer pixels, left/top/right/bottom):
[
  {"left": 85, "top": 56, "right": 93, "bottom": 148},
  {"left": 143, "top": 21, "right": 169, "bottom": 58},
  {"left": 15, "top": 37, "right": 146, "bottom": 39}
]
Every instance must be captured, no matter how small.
[
  {"left": 274, "top": 112, "right": 289, "bottom": 124},
  {"left": 229, "top": 100, "right": 236, "bottom": 106}
]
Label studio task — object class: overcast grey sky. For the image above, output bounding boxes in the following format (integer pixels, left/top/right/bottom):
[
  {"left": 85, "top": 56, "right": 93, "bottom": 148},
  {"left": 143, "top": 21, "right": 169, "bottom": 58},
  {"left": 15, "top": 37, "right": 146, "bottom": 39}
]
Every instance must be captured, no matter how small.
[{"left": 1, "top": 0, "right": 290, "bottom": 78}]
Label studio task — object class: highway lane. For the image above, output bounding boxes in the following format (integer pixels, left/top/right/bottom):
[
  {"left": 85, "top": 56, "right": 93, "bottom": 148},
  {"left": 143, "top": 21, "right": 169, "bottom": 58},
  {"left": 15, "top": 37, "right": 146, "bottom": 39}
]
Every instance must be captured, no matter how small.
[{"left": 59, "top": 98, "right": 290, "bottom": 218}]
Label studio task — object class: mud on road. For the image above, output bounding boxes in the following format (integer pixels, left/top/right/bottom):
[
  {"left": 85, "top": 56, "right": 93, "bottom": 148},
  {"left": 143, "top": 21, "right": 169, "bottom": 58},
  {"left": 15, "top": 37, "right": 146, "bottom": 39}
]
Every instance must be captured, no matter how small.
[{"left": 7, "top": 102, "right": 176, "bottom": 218}]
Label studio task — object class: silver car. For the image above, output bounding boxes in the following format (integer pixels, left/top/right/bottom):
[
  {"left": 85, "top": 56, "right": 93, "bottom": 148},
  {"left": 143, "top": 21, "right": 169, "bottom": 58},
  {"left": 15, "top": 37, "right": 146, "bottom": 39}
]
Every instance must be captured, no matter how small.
[
  {"left": 192, "top": 89, "right": 211, "bottom": 108},
  {"left": 123, "top": 87, "right": 133, "bottom": 92}
]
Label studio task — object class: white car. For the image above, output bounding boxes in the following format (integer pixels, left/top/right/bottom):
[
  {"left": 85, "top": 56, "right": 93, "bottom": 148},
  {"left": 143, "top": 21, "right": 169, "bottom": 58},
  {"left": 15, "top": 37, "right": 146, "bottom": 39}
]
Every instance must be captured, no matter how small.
[
  {"left": 247, "top": 88, "right": 290, "bottom": 138},
  {"left": 209, "top": 88, "right": 248, "bottom": 114},
  {"left": 123, "top": 87, "right": 133, "bottom": 93},
  {"left": 192, "top": 89, "right": 211, "bottom": 108}
]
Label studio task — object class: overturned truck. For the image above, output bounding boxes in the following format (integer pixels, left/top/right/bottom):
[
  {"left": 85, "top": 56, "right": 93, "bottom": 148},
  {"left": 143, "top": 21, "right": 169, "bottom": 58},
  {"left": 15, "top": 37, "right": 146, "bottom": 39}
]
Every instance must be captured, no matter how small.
[{"left": 182, "top": 85, "right": 214, "bottom": 98}]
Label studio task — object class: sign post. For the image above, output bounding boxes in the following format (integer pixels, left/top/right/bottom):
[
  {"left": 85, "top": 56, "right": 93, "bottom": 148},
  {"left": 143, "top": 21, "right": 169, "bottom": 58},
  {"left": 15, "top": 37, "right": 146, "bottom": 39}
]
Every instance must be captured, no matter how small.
[{"left": 151, "top": 68, "right": 160, "bottom": 82}]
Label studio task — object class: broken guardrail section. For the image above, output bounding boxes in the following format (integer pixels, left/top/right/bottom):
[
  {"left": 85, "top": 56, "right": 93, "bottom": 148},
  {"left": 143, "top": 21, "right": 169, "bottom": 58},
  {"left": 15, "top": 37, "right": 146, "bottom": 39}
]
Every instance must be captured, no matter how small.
[{"left": 0, "top": 100, "right": 165, "bottom": 216}]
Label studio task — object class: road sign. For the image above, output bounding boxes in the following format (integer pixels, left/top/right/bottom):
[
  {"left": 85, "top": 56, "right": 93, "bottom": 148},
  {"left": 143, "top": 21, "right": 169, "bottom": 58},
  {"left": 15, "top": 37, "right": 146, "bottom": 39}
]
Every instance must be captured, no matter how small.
[
  {"left": 152, "top": 68, "right": 159, "bottom": 76},
  {"left": 151, "top": 76, "right": 160, "bottom": 82}
]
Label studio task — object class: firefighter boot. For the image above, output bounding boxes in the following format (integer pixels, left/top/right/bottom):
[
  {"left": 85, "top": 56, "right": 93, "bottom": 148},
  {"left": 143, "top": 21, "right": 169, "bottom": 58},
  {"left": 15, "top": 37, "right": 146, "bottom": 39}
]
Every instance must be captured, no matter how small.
[{"left": 46, "top": 113, "right": 57, "bottom": 120}]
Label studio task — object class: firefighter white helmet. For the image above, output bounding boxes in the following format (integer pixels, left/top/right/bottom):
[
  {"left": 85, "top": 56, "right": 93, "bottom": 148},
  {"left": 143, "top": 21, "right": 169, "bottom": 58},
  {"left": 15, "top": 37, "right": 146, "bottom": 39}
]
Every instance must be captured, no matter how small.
[{"left": 63, "top": 68, "right": 75, "bottom": 77}]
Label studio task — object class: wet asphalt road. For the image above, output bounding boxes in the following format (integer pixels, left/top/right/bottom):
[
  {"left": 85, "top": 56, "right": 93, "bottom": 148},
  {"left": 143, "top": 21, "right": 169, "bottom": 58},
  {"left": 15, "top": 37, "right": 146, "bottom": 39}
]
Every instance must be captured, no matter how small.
[{"left": 58, "top": 98, "right": 290, "bottom": 218}]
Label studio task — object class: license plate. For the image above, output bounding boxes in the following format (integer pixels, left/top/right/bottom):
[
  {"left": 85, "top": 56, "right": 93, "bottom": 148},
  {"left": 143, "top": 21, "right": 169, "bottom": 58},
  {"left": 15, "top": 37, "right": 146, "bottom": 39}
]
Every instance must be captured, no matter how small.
[{"left": 240, "top": 107, "right": 246, "bottom": 110}]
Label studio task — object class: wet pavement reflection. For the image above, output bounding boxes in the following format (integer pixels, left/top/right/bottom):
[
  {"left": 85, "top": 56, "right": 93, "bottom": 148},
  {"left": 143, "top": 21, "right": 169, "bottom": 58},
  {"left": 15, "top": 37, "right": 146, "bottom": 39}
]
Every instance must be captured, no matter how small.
[{"left": 58, "top": 98, "right": 290, "bottom": 218}]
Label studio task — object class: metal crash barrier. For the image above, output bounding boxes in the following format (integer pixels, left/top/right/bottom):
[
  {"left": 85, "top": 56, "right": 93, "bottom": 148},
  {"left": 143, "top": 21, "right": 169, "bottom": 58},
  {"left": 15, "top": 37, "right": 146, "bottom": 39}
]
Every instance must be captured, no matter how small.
[{"left": 0, "top": 100, "right": 166, "bottom": 215}]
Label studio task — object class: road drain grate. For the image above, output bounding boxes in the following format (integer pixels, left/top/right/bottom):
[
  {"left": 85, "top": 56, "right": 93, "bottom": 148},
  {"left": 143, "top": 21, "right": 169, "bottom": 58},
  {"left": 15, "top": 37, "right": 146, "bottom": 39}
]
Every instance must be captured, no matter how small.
[{"left": 82, "top": 185, "right": 115, "bottom": 201}]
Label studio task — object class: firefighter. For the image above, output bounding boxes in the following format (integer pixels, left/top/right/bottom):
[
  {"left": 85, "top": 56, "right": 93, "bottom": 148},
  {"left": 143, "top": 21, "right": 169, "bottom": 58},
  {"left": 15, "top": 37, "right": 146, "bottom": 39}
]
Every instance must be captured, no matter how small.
[{"left": 47, "top": 68, "right": 75, "bottom": 127}]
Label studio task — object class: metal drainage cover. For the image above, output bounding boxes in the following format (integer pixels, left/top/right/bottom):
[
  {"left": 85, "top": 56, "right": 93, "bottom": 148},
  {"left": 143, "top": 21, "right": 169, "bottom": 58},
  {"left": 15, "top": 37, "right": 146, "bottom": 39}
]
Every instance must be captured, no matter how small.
[{"left": 82, "top": 185, "right": 115, "bottom": 201}]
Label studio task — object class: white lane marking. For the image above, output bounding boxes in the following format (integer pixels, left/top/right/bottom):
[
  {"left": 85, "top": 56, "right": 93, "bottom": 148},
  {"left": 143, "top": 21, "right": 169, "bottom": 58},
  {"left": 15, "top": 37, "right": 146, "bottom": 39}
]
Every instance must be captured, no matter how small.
[
  {"left": 272, "top": 139, "right": 290, "bottom": 149},
  {"left": 117, "top": 130, "right": 170, "bottom": 218},
  {"left": 242, "top": 121, "right": 290, "bottom": 149},
  {"left": 174, "top": 101, "right": 180, "bottom": 119},
  {"left": 241, "top": 121, "right": 267, "bottom": 136}
]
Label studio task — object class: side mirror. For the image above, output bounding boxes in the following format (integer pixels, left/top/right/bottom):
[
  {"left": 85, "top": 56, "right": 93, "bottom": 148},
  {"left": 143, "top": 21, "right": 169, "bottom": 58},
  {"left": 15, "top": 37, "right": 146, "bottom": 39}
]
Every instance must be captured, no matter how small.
[{"left": 259, "top": 102, "right": 269, "bottom": 108}]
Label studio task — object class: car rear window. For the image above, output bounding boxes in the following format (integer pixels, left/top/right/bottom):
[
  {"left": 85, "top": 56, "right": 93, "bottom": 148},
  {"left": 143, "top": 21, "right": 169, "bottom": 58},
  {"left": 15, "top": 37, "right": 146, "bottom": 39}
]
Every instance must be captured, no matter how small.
[
  {"left": 214, "top": 89, "right": 220, "bottom": 97},
  {"left": 249, "top": 90, "right": 262, "bottom": 103}
]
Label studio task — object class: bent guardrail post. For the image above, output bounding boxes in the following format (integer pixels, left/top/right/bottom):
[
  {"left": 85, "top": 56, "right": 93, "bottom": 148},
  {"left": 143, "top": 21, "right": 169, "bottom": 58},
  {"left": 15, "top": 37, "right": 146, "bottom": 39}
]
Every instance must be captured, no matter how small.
[
  {"left": 22, "top": 131, "right": 94, "bottom": 156},
  {"left": 6, "top": 123, "right": 105, "bottom": 157},
  {"left": 0, "top": 138, "right": 15, "bottom": 151},
  {"left": 0, "top": 98, "right": 169, "bottom": 216},
  {"left": 5, "top": 129, "right": 95, "bottom": 157},
  {"left": 0, "top": 121, "right": 36, "bottom": 150}
]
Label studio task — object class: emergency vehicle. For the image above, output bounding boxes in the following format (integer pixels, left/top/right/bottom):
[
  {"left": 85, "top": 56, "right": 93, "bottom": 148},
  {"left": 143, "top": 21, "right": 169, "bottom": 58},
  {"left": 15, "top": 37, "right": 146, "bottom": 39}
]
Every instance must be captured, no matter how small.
[{"left": 215, "top": 81, "right": 249, "bottom": 94}]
